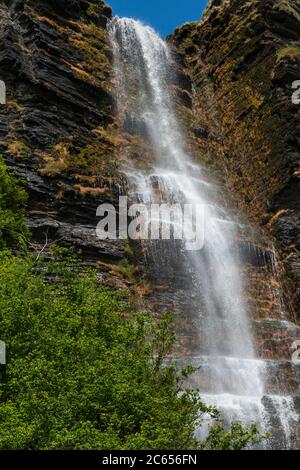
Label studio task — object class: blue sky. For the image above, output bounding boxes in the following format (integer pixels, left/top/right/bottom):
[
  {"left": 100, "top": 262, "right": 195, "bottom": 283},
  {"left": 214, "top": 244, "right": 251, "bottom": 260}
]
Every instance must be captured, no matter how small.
[{"left": 107, "top": 1, "right": 208, "bottom": 37}]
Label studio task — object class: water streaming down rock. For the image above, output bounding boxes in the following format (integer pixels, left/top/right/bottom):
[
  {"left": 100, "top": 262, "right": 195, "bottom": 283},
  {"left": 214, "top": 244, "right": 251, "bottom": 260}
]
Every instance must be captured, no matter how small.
[{"left": 109, "top": 17, "right": 299, "bottom": 449}]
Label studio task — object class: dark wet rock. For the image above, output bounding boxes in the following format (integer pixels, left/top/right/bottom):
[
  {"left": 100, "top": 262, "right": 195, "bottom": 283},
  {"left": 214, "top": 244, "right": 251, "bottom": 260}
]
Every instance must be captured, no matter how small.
[
  {"left": 175, "top": 70, "right": 193, "bottom": 93},
  {"left": 237, "top": 240, "right": 274, "bottom": 268},
  {"left": 193, "top": 127, "right": 209, "bottom": 139},
  {"left": 28, "top": 217, "right": 124, "bottom": 261},
  {"left": 123, "top": 113, "right": 151, "bottom": 140},
  {"left": 176, "top": 87, "right": 193, "bottom": 109}
]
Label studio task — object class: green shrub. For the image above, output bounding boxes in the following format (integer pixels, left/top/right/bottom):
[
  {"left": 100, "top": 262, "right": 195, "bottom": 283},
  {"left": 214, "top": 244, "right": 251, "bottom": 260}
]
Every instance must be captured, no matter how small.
[
  {"left": 0, "top": 156, "right": 28, "bottom": 248},
  {"left": 277, "top": 45, "right": 300, "bottom": 59}
]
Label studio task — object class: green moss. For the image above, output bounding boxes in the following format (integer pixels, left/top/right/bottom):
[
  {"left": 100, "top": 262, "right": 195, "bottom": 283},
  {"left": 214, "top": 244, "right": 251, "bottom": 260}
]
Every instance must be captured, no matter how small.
[
  {"left": 40, "top": 144, "right": 70, "bottom": 176},
  {"left": 277, "top": 45, "right": 300, "bottom": 59},
  {"left": 254, "top": 320, "right": 286, "bottom": 330},
  {"left": 69, "top": 23, "right": 112, "bottom": 90},
  {"left": 7, "top": 141, "right": 30, "bottom": 159},
  {"left": 122, "top": 239, "right": 134, "bottom": 258},
  {"left": 87, "top": 3, "right": 100, "bottom": 17},
  {"left": 40, "top": 142, "right": 117, "bottom": 178},
  {"left": 72, "top": 143, "right": 117, "bottom": 176},
  {"left": 274, "top": 0, "right": 300, "bottom": 20},
  {"left": 115, "top": 259, "right": 137, "bottom": 280}
]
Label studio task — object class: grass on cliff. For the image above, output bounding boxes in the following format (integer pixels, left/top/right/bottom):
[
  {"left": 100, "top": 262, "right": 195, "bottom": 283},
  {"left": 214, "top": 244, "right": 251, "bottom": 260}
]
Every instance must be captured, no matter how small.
[
  {"left": 69, "top": 22, "right": 112, "bottom": 91},
  {"left": 277, "top": 45, "right": 300, "bottom": 59},
  {"left": 40, "top": 142, "right": 117, "bottom": 179},
  {"left": 0, "top": 158, "right": 263, "bottom": 450}
]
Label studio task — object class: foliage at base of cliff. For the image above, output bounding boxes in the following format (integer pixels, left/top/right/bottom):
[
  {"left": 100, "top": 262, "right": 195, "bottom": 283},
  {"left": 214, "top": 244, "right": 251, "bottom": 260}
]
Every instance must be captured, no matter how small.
[
  {"left": 0, "top": 250, "right": 263, "bottom": 450},
  {"left": 0, "top": 252, "right": 194, "bottom": 449}
]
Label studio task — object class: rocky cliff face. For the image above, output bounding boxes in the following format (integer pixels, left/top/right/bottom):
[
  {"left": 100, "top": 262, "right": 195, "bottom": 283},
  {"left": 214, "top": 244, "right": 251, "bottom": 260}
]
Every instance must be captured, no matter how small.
[
  {"left": 0, "top": 0, "right": 128, "bottom": 267},
  {"left": 171, "top": 0, "right": 300, "bottom": 317}
]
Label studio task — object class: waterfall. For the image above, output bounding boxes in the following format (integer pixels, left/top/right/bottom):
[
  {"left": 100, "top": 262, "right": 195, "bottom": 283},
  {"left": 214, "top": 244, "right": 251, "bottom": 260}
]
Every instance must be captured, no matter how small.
[{"left": 108, "top": 17, "right": 299, "bottom": 449}]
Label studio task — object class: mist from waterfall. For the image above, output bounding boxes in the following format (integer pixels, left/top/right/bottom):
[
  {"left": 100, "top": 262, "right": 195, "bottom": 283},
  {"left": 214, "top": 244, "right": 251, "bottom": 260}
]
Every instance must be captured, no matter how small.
[{"left": 108, "top": 17, "right": 299, "bottom": 449}]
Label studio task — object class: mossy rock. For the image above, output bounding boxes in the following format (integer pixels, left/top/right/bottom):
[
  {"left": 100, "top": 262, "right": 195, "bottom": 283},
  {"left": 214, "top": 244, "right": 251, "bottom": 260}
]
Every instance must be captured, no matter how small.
[{"left": 277, "top": 45, "right": 300, "bottom": 59}]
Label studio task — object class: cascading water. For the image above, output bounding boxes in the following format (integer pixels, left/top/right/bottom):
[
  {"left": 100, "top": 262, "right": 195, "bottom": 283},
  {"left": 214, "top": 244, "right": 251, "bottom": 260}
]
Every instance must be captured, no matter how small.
[{"left": 109, "top": 17, "right": 299, "bottom": 449}]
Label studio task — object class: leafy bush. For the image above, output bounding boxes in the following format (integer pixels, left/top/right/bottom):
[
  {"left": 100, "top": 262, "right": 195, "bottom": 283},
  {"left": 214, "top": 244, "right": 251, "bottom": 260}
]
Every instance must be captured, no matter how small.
[
  {"left": 0, "top": 156, "right": 28, "bottom": 249},
  {"left": 0, "top": 253, "right": 197, "bottom": 449}
]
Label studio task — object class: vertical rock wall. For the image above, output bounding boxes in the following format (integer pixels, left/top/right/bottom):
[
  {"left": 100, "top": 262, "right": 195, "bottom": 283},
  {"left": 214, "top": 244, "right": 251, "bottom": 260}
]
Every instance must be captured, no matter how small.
[
  {"left": 171, "top": 0, "right": 300, "bottom": 317},
  {"left": 0, "top": 0, "right": 127, "bottom": 262}
]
